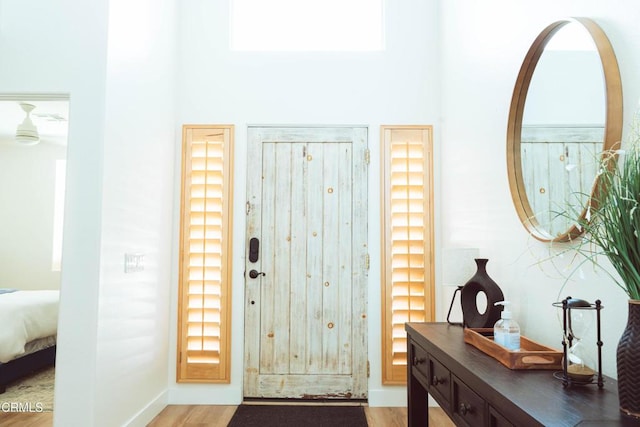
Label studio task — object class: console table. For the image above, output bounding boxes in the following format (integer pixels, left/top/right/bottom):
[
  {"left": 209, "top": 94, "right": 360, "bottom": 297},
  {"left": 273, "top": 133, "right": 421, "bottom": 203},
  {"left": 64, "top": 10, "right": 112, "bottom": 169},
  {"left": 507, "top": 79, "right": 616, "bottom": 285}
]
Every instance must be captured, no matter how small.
[{"left": 406, "top": 322, "right": 640, "bottom": 426}]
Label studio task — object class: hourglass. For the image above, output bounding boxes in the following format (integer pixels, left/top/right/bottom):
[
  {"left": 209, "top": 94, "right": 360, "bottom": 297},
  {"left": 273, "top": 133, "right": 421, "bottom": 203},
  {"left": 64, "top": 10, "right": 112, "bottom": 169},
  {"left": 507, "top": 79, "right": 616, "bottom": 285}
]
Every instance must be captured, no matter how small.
[
  {"left": 553, "top": 297, "right": 604, "bottom": 387},
  {"left": 567, "top": 299, "right": 596, "bottom": 381}
]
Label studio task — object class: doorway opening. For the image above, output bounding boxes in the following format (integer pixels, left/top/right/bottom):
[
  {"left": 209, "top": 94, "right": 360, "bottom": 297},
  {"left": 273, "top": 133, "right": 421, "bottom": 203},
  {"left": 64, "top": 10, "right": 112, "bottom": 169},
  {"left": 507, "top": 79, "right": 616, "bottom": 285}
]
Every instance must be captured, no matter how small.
[{"left": 0, "top": 93, "right": 70, "bottom": 412}]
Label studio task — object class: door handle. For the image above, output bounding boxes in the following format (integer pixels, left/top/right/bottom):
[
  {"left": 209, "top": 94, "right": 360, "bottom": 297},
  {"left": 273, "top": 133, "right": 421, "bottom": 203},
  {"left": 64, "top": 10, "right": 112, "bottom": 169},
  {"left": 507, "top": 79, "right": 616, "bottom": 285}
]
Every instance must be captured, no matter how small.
[
  {"left": 459, "top": 402, "right": 472, "bottom": 416},
  {"left": 249, "top": 270, "right": 266, "bottom": 279},
  {"left": 249, "top": 238, "right": 260, "bottom": 263}
]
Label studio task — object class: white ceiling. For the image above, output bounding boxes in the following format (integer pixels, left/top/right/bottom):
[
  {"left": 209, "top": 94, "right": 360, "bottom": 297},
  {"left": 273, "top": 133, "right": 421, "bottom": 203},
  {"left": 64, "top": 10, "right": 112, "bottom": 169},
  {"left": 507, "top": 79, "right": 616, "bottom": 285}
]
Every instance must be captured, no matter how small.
[{"left": 0, "top": 100, "right": 69, "bottom": 146}]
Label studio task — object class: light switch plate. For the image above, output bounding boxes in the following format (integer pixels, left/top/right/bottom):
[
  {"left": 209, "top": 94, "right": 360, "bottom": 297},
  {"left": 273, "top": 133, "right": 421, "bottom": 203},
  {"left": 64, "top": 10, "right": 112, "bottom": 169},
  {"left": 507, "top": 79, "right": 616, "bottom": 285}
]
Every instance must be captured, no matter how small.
[{"left": 124, "top": 253, "right": 145, "bottom": 273}]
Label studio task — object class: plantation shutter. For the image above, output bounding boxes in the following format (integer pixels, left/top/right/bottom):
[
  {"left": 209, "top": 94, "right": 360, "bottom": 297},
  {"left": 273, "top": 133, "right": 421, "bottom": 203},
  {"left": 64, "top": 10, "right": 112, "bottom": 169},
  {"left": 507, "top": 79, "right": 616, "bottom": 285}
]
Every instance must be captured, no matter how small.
[
  {"left": 178, "top": 125, "right": 234, "bottom": 382},
  {"left": 381, "top": 125, "right": 434, "bottom": 384}
]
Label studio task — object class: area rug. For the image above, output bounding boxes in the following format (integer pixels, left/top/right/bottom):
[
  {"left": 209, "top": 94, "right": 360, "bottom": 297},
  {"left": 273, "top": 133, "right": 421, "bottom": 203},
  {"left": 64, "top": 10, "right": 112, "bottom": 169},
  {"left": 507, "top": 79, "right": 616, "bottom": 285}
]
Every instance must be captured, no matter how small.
[
  {"left": 227, "top": 405, "right": 368, "bottom": 427},
  {"left": 0, "top": 366, "right": 55, "bottom": 412}
]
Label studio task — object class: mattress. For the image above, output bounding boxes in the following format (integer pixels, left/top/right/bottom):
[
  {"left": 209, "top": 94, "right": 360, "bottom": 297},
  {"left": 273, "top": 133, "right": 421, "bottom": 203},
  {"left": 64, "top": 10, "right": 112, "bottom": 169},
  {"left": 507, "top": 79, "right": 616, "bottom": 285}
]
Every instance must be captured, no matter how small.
[
  {"left": 22, "top": 336, "right": 57, "bottom": 358},
  {"left": 0, "top": 290, "right": 59, "bottom": 363}
]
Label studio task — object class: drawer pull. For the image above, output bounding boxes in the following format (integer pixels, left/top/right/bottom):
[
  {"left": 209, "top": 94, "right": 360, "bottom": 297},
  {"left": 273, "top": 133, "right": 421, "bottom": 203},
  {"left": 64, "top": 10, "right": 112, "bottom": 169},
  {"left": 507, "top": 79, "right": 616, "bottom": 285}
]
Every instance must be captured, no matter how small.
[
  {"left": 459, "top": 402, "right": 472, "bottom": 416},
  {"left": 431, "top": 375, "right": 445, "bottom": 386},
  {"left": 413, "top": 356, "right": 426, "bottom": 366}
]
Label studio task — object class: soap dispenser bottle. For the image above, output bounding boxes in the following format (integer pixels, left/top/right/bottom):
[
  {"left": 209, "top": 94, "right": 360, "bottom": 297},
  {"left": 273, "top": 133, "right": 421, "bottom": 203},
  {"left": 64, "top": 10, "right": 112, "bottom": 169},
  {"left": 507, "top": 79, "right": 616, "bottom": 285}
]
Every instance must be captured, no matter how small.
[{"left": 493, "top": 301, "right": 521, "bottom": 351}]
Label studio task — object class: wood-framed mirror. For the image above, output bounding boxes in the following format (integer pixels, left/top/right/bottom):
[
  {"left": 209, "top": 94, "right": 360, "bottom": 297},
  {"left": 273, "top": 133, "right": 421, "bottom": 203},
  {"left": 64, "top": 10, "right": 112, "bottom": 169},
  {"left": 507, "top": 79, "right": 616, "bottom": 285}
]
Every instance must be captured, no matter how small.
[{"left": 506, "top": 17, "right": 623, "bottom": 242}]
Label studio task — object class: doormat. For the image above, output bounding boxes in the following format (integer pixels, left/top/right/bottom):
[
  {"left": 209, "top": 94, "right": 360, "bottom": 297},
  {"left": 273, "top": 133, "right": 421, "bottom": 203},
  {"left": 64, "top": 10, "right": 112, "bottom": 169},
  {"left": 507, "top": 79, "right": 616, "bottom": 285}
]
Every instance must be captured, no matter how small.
[{"left": 227, "top": 405, "right": 368, "bottom": 427}]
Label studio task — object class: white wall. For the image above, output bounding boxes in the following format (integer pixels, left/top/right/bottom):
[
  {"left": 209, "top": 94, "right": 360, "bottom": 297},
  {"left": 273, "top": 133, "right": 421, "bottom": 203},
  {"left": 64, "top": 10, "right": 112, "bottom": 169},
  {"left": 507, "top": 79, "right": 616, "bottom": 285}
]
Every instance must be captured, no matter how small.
[
  {"left": 439, "top": 0, "right": 640, "bottom": 379},
  {"left": 0, "top": 142, "right": 65, "bottom": 290},
  {"left": 0, "top": 0, "right": 178, "bottom": 425},
  {"left": 93, "top": 0, "right": 178, "bottom": 426},
  {"left": 169, "top": 0, "right": 441, "bottom": 406},
  {"left": 2, "top": 0, "right": 639, "bottom": 423},
  {"left": 0, "top": 0, "right": 109, "bottom": 424}
]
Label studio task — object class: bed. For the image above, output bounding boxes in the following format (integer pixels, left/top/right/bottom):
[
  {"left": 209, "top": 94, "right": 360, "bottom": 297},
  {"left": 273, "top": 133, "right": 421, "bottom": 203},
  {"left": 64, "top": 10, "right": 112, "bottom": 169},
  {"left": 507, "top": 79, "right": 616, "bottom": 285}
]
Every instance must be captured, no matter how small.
[{"left": 0, "top": 289, "right": 59, "bottom": 393}]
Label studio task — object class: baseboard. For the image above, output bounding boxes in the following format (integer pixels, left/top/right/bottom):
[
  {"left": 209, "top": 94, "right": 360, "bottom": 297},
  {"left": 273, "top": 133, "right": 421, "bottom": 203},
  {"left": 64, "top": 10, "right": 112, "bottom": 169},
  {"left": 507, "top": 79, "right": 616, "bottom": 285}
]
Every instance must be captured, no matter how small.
[
  {"left": 367, "top": 388, "right": 441, "bottom": 408},
  {"left": 367, "top": 388, "right": 407, "bottom": 407},
  {"left": 123, "top": 390, "right": 168, "bottom": 427},
  {"left": 428, "top": 395, "right": 440, "bottom": 407},
  {"left": 168, "top": 385, "right": 243, "bottom": 405}
]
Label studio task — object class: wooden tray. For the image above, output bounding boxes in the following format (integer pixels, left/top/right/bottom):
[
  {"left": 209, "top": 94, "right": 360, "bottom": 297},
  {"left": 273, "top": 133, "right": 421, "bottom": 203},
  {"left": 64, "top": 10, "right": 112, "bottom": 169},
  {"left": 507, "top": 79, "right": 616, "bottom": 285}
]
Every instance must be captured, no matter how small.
[{"left": 464, "top": 328, "right": 562, "bottom": 370}]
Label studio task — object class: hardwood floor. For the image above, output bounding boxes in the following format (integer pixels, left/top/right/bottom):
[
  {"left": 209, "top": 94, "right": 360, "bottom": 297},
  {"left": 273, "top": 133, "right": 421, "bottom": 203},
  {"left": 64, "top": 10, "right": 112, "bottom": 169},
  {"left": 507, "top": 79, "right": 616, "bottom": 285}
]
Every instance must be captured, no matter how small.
[
  {"left": 147, "top": 404, "right": 456, "bottom": 426},
  {"left": 365, "top": 407, "right": 407, "bottom": 427},
  {"left": 0, "top": 411, "right": 53, "bottom": 427},
  {"left": 0, "top": 404, "right": 455, "bottom": 426},
  {"left": 148, "top": 405, "right": 237, "bottom": 426}
]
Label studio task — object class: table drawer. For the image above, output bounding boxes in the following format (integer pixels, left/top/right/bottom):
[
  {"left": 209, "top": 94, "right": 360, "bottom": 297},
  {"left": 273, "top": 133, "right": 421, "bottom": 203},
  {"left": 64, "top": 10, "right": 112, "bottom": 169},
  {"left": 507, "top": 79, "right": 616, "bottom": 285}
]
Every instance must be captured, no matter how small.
[
  {"left": 490, "top": 406, "right": 514, "bottom": 427},
  {"left": 452, "top": 375, "right": 486, "bottom": 427},
  {"left": 428, "top": 355, "right": 451, "bottom": 407},
  {"left": 410, "top": 342, "right": 429, "bottom": 380}
]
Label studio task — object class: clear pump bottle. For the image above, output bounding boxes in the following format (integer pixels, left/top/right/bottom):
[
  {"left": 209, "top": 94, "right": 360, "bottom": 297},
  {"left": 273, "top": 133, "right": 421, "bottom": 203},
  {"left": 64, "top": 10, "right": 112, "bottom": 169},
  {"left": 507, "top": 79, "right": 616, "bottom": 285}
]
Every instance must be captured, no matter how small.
[{"left": 493, "top": 301, "right": 521, "bottom": 351}]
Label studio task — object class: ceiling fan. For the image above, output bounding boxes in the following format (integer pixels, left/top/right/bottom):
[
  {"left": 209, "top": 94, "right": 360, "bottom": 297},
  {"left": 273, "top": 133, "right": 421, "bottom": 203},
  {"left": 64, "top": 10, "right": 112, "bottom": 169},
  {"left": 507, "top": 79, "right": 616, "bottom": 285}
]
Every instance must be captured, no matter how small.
[{"left": 15, "top": 102, "right": 40, "bottom": 145}]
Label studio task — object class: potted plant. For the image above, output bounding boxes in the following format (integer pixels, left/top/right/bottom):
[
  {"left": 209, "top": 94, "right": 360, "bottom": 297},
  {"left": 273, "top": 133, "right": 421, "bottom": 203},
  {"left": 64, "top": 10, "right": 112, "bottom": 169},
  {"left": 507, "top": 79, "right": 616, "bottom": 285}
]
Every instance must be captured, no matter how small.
[{"left": 567, "top": 134, "right": 640, "bottom": 418}]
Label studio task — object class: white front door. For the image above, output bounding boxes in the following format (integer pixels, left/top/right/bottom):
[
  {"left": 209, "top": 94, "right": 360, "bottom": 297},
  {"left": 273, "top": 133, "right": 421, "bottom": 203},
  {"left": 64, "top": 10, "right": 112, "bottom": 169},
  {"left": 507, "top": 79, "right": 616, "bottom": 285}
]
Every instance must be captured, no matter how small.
[{"left": 244, "top": 126, "right": 368, "bottom": 399}]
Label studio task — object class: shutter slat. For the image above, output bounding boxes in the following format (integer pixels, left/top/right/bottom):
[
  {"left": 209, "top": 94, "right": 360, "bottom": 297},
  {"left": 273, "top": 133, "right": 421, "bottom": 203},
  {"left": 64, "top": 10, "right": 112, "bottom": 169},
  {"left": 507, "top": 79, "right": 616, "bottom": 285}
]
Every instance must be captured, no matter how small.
[
  {"left": 178, "top": 125, "right": 234, "bottom": 383},
  {"left": 382, "top": 126, "right": 433, "bottom": 384}
]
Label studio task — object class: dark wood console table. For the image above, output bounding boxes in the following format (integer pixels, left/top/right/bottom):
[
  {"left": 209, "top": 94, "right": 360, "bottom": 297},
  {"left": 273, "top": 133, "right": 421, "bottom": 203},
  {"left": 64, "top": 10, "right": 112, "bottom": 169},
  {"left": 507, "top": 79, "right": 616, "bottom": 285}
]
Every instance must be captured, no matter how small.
[{"left": 406, "top": 322, "right": 640, "bottom": 426}]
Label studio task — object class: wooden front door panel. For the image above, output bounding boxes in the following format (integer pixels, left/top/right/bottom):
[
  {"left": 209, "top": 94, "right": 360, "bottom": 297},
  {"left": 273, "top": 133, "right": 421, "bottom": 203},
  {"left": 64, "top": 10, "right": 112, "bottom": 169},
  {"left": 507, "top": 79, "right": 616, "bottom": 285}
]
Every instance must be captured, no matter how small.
[{"left": 245, "top": 126, "right": 368, "bottom": 399}]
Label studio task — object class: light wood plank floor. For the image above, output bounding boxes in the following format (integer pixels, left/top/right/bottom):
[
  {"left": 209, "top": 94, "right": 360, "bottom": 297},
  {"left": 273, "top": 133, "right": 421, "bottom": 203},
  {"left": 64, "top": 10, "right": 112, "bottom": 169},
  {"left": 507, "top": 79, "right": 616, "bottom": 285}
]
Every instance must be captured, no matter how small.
[
  {"left": 0, "top": 411, "right": 53, "bottom": 427},
  {"left": 147, "top": 405, "right": 456, "bottom": 426},
  {"left": 0, "top": 405, "right": 455, "bottom": 426}
]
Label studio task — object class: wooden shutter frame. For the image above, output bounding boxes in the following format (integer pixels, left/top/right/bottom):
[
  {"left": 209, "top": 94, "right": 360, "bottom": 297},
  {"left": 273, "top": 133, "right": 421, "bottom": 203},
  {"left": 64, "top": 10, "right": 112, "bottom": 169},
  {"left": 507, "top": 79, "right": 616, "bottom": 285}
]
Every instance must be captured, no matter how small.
[
  {"left": 380, "top": 125, "right": 434, "bottom": 385},
  {"left": 177, "top": 125, "right": 234, "bottom": 383}
]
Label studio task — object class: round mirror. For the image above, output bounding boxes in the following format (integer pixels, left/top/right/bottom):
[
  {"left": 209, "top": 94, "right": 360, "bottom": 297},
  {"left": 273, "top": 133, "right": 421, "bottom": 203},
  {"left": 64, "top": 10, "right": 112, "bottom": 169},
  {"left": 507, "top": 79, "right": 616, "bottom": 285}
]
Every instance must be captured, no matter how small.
[{"left": 507, "top": 17, "right": 622, "bottom": 242}]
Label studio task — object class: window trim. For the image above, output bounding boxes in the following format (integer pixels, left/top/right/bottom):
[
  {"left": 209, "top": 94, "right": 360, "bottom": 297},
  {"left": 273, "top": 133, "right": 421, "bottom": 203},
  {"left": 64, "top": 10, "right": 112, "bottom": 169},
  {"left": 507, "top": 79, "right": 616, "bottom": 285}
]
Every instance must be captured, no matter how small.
[
  {"left": 380, "top": 125, "right": 435, "bottom": 385},
  {"left": 177, "top": 124, "right": 234, "bottom": 383}
]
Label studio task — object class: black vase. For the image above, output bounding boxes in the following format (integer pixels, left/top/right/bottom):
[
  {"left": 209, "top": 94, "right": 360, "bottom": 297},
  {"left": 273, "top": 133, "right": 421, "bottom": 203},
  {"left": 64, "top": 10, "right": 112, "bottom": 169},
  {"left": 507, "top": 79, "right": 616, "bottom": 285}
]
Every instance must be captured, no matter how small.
[
  {"left": 460, "top": 258, "right": 505, "bottom": 328},
  {"left": 617, "top": 300, "right": 640, "bottom": 418}
]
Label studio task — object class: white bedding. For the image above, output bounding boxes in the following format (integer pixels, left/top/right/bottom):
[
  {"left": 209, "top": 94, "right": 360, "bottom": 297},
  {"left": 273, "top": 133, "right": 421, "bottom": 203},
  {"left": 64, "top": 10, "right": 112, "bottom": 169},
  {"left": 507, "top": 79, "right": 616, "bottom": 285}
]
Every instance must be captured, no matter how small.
[{"left": 0, "top": 290, "right": 59, "bottom": 363}]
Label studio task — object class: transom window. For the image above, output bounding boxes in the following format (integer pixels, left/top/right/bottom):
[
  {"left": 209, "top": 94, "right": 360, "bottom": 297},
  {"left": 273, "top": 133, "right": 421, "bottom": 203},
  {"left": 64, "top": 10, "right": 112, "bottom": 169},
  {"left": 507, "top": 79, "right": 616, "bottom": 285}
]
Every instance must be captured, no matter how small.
[{"left": 230, "top": 0, "right": 385, "bottom": 51}]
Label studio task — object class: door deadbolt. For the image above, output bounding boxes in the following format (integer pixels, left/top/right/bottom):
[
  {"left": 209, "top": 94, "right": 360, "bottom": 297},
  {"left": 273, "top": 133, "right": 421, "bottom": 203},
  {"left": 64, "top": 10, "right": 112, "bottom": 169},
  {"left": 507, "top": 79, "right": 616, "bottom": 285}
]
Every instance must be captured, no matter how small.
[
  {"left": 249, "top": 237, "right": 260, "bottom": 263},
  {"left": 249, "top": 270, "right": 266, "bottom": 279}
]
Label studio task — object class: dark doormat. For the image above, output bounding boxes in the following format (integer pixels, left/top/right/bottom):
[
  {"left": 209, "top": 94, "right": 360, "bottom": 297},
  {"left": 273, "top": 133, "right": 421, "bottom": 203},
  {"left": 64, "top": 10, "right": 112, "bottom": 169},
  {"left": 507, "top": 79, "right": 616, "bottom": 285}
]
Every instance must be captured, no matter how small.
[{"left": 227, "top": 405, "right": 368, "bottom": 427}]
